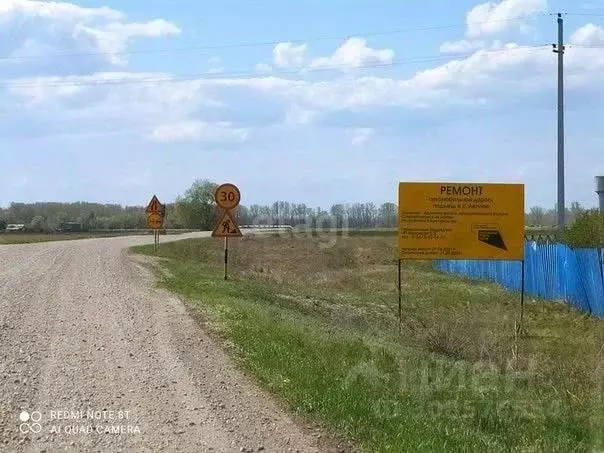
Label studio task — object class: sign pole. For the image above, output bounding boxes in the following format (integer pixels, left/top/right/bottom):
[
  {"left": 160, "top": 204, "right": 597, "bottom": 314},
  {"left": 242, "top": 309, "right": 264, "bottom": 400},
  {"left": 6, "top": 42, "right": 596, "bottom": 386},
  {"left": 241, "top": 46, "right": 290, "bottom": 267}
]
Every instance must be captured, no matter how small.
[
  {"left": 397, "top": 259, "right": 402, "bottom": 332},
  {"left": 518, "top": 259, "right": 526, "bottom": 335},
  {"left": 224, "top": 237, "right": 229, "bottom": 280},
  {"left": 146, "top": 195, "right": 165, "bottom": 252},
  {"left": 212, "top": 183, "right": 242, "bottom": 282}
]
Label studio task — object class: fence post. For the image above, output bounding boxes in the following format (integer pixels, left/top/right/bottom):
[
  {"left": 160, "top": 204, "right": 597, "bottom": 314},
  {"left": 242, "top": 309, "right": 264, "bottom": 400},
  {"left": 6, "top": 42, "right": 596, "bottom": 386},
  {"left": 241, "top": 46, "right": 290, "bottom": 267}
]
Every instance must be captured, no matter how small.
[{"left": 599, "top": 247, "right": 604, "bottom": 285}]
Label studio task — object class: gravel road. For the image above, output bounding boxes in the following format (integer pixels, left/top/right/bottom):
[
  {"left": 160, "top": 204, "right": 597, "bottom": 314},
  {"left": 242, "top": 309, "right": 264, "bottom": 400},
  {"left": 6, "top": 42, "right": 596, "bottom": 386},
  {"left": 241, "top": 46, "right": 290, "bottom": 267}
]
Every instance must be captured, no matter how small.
[{"left": 0, "top": 233, "right": 326, "bottom": 452}]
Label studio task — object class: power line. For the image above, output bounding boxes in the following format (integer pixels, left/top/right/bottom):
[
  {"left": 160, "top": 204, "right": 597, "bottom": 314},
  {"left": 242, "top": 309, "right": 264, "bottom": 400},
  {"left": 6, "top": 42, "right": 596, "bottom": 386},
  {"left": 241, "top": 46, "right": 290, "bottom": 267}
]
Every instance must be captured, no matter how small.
[
  {"left": 565, "top": 12, "right": 604, "bottom": 17},
  {"left": 0, "top": 45, "right": 552, "bottom": 90},
  {"left": 568, "top": 43, "right": 604, "bottom": 48},
  {"left": 0, "top": 15, "right": 554, "bottom": 62}
]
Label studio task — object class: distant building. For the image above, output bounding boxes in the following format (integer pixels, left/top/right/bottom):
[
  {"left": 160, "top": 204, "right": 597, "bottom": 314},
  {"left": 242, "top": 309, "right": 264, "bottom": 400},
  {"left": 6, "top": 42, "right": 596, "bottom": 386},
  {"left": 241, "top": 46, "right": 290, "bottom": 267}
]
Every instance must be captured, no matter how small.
[{"left": 6, "top": 224, "right": 25, "bottom": 232}]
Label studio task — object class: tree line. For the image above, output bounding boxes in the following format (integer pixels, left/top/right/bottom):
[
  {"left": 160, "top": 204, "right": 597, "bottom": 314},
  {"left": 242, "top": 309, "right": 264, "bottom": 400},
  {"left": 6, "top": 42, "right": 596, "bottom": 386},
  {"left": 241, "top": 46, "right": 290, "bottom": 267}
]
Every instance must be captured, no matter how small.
[
  {"left": 526, "top": 202, "right": 588, "bottom": 227},
  {"left": 0, "top": 179, "right": 595, "bottom": 232}
]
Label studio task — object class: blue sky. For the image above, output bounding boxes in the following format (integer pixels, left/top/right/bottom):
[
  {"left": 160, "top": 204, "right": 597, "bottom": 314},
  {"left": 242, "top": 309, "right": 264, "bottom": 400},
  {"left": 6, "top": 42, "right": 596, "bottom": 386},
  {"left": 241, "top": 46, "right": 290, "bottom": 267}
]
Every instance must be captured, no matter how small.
[{"left": 1, "top": 0, "right": 604, "bottom": 210}]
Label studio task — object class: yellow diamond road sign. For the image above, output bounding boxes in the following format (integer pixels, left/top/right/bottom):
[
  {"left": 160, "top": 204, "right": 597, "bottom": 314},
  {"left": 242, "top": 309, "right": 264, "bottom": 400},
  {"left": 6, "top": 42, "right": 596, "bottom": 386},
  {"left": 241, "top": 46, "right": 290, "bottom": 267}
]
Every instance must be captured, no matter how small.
[
  {"left": 212, "top": 210, "right": 242, "bottom": 238},
  {"left": 147, "top": 212, "right": 164, "bottom": 230},
  {"left": 398, "top": 182, "right": 524, "bottom": 260}
]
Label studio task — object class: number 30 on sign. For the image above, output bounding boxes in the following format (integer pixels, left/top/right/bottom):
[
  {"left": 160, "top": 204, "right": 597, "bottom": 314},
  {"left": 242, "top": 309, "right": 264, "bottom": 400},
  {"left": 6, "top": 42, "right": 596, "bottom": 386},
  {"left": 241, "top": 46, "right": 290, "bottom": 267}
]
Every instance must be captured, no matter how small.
[{"left": 215, "top": 183, "right": 241, "bottom": 210}]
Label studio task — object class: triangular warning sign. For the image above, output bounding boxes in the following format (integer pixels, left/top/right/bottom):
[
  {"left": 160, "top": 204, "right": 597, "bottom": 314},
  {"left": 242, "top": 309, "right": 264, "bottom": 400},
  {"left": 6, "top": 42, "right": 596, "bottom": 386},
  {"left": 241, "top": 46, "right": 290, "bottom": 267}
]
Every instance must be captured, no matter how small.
[
  {"left": 212, "top": 210, "right": 242, "bottom": 237},
  {"left": 478, "top": 230, "right": 507, "bottom": 251},
  {"left": 146, "top": 195, "right": 162, "bottom": 214}
]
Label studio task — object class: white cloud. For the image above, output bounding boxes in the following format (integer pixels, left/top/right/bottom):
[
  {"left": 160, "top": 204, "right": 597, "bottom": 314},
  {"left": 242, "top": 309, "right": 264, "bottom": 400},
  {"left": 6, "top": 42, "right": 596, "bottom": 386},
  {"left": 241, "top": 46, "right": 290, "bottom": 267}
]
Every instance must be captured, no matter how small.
[
  {"left": 5, "top": 72, "right": 229, "bottom": 142},
  {"left": 273, "top": 42, "right": 307, "bottom": 68},
  {"left": 440, "top": 39, "right": 486, "bottom": 53},
  {"left": 76, "top": 20, "right": 180, "bottom": 65},
  {"left": 350, "top": 128, "right": 374, "bottom": 147},
  {"left": 265, "top": 37, "right": 393, "bottom": 74},
  {"left": 149, "top": 121, "right": 249, "bottom": 143},
  {"left": 570, "top": 23, "right": 604, "bottom": 46},
  {"left": 254, "top": 63, "right": 273, "bottom": 73},
  {"left": 207, "top": 57, "right": 224, "bottom": 74},
  {"left": 6, "top": 72, "right": 172, "bottom": 104},
  {"left": 0, "top": 44, "right": 579, "bottom": 114},
  {"left": 0, "top": 0, "right": 180, "bottom": 66},
  {"left": 466, "top": 0, "right": 547, "bottom": 37},
  {"left": 0, "top": 0, "right": 123, "bottom": 22},
  {"left": 284, "top": 105, "right": 318, "bottom": 126},
  {"left": 226, "top": 41, "right": 604, "bottom": 111},
  {"left": 310, "top": 37, "right": 394, "bottom": 70}
]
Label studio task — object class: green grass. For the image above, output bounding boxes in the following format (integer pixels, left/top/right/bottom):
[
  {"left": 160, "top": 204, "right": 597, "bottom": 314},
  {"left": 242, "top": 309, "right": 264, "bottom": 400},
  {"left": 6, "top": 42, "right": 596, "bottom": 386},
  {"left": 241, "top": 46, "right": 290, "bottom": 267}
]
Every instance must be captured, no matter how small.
[
  {"left": 0, "top": 230, "right": 195, "bottom": 245},
  {"left": 132, "top": 235, "right": 603, "bottom": 453},
  {"left": 0, "top": 232, "right": 132, "bottom": 244}
]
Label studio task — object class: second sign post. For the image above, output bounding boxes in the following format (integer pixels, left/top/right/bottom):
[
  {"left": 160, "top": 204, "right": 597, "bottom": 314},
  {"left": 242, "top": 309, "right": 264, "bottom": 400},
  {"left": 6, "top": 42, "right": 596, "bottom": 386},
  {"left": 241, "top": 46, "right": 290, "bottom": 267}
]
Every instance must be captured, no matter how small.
[
  {"left": 212, "top": 183, "right": 243, "bottom": 280},
  {"left": 146, "top": 194, "right": 166, "bottom": 253}
]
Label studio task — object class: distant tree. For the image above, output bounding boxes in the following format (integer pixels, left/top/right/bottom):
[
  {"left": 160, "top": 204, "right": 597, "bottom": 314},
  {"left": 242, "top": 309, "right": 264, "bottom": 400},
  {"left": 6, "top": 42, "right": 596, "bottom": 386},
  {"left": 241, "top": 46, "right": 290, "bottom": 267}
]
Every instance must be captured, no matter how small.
[
  {"left": 55, "top": 211, "right": 70, "bottom": 227},
  {"left": 174, "top": 179, "right": 218, "bottom": 230},
  {"left": 93, "top": 216, "right": 111, "bottom": 230},
  {"left": 561, "top": 209, "right": 604, "bottom": 248},
  {"left": 27, "top": 215, "right": 47, "bottom": 233},
  {"left": 106, "top": 216, "right": 125, "bottom": 230},
  {"left": 246, "top": 204, "right": 262, "bottom": 225},
  {"left": 379, "top": 203, "right": 397, "bottom": 228},
  {"left": 82, "top": 212, "right": 96, "bottom": 231},
  {"left": 0, "top": 218, "right": 6, "bottom": 231},
  {"left": 292, "top": 204, "right": 309, "bottom": 225},
  {"left": 330, "top": 204, "right": 347, "bottom": 228},
  {"left": 569, "top": 202, "right": 584, "bottom": 224},
  {"left": 528, "top": 206, "right": 545, "bottom": 226},
  {"left": 236, "top": 205, "right": 250, "bottom": 225}
]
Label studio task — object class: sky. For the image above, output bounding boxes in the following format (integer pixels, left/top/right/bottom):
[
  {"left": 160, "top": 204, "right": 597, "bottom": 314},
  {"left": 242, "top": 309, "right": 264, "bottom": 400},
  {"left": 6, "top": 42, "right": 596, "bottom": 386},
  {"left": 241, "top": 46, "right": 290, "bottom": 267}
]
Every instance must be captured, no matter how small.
[{"left": 1, "top": 0, "right": 604, "bottom": 209}]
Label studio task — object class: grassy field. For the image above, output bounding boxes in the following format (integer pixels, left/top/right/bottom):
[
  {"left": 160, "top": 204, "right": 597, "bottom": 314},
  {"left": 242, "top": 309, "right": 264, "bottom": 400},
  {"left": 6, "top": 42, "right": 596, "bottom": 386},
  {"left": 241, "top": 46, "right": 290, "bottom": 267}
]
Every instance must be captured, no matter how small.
[
  {"left": 0, "top": 233, "right": 121, "bottom": 244},
  {"left": 0, "top": 230, "right": 196, "bottom": 245},
  {"left": 133, "top": 232, "right": 603, "bottom": 453}
]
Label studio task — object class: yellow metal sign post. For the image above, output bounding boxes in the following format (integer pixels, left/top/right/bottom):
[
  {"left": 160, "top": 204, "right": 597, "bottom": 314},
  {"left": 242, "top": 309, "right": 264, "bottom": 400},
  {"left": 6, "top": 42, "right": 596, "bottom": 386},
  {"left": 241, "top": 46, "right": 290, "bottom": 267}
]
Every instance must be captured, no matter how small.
[
  {"left": 212, "top": 183, "right": 242, "bottom": 280},
  {"left": 146, "top": 195, "right": 166, "bottom": 254},
  {"left": 397, "top": 182, "right": 525, "bottom": 332}
]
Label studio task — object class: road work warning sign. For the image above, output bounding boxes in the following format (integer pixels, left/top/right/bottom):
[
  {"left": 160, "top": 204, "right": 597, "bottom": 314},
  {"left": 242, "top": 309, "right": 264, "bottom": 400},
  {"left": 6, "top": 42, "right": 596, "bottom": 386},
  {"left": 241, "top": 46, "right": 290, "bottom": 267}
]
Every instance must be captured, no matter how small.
[
  {"left": 398, "top": 182, "right": 524, "bottom": 260},
  {"left": 212, "top": 210, "right": 242, "bottom": 238}
]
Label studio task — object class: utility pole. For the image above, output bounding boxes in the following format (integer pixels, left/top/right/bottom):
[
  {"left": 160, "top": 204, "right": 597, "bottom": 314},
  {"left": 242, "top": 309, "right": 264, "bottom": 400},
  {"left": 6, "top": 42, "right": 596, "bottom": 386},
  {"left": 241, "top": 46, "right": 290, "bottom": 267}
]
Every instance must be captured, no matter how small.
[{"left": 553, "top": 13, "right": 565, "bottom": 229}]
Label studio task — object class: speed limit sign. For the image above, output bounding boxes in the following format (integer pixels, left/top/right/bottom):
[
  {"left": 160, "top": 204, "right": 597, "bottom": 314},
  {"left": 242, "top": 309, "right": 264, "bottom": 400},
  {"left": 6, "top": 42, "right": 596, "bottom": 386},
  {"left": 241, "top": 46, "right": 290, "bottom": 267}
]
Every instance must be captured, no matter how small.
[{"left": 214, "top": 183, "right": 241, "bottom": 210}]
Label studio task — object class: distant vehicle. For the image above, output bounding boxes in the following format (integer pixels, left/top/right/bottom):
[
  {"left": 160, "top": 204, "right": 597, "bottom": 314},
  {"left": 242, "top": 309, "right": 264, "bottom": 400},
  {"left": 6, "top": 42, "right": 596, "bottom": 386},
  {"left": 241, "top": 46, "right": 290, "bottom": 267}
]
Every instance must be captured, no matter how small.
[{"left": 5, "top": 224, "right": 25, "bottom": 232}]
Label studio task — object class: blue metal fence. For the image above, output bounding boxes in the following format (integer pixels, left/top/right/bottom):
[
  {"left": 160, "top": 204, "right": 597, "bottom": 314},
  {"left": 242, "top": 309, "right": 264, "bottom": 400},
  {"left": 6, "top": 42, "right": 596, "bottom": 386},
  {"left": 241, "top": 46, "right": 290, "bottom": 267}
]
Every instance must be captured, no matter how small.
[{"left": 434, "top": 241, "right": 604, "bottom": 319}]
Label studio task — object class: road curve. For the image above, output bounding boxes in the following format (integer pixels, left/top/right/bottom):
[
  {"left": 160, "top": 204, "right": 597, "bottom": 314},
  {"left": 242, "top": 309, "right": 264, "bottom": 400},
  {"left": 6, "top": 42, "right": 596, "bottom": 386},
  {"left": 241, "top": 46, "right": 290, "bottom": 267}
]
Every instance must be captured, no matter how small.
[{"left": 0, "top": 233, "right": 322, "bottom": 452}]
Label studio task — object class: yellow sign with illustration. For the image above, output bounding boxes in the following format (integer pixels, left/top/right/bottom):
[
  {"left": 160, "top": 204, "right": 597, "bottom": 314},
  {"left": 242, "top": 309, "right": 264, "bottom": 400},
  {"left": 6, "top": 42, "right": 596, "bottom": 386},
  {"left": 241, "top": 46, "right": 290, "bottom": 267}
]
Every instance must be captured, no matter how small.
[{"left": 398, "top": 182, "right": 525, "bottom": 260}]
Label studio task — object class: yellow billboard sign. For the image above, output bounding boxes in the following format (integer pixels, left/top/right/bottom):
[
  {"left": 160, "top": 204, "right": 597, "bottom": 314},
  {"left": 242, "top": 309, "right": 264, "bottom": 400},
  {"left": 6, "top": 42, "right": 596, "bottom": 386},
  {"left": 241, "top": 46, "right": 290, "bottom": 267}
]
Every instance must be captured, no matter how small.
[{"left": 398, "top": 182, "right": 524, "bottom": 260}]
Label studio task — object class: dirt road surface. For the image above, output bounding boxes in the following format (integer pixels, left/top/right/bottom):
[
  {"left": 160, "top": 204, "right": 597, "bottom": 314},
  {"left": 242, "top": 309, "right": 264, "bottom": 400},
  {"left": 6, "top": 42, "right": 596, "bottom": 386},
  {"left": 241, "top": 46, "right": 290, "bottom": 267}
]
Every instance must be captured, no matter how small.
[{"left": 0, "top": 233, "right": 325, "bottom": 452}]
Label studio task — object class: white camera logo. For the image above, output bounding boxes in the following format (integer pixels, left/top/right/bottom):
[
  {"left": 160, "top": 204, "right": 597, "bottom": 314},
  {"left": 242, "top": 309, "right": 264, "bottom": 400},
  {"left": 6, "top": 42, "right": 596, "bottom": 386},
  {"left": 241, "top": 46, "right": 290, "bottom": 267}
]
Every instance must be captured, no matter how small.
[{"left": 19, "top": 411, "right": 42, "bottom": 434}]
